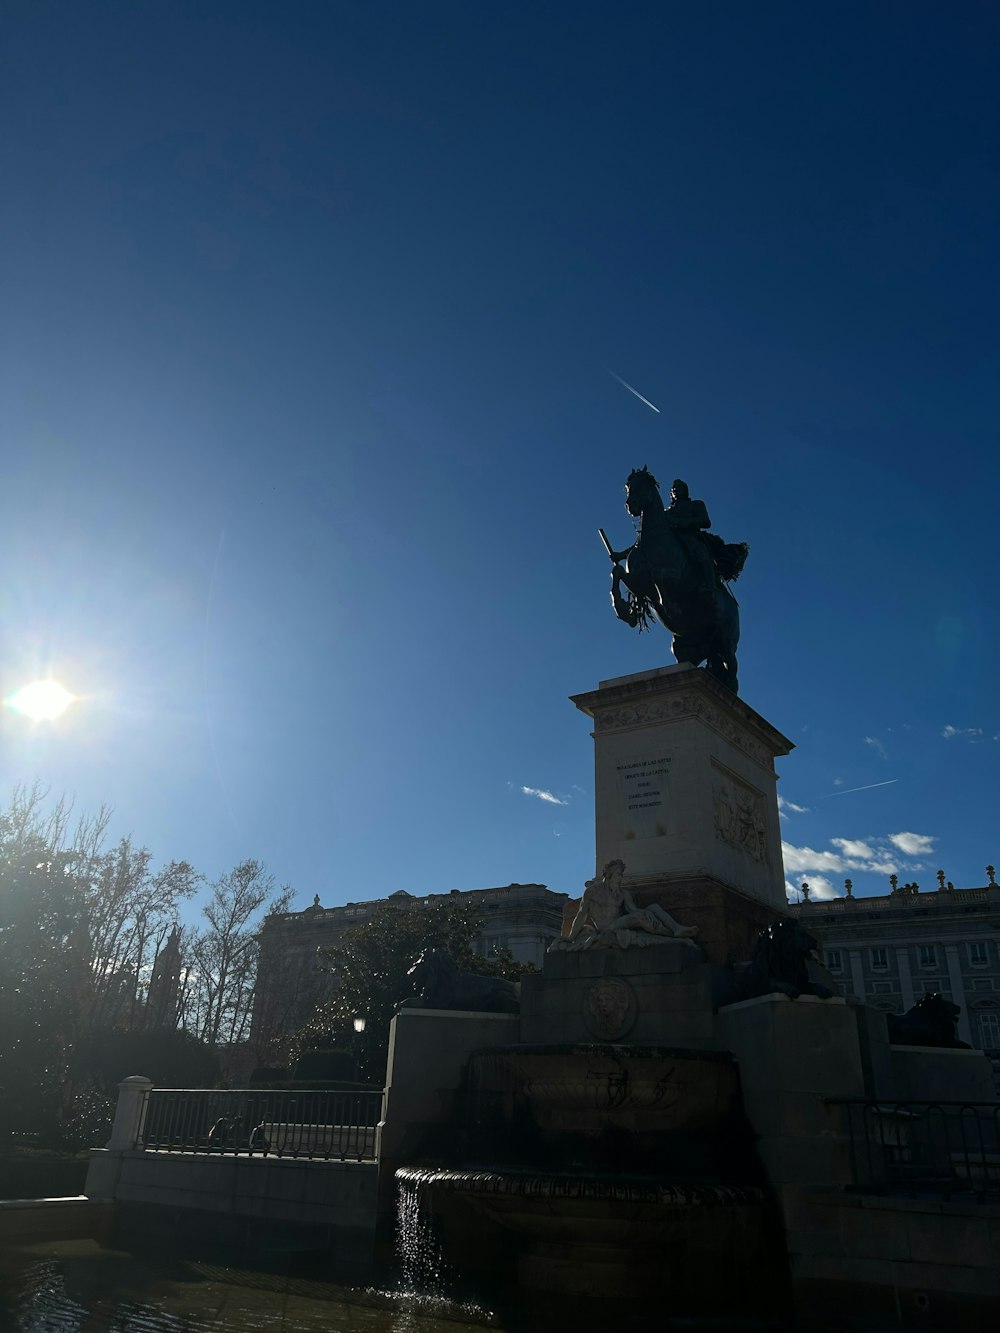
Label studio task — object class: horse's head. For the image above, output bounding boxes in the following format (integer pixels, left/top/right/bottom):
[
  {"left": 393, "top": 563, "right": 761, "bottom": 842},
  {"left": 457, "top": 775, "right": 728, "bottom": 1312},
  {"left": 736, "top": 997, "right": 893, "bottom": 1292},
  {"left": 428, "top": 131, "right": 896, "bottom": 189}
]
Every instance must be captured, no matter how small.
[{"left": 625, "top": 465, "right": 660, "bottom": 518}]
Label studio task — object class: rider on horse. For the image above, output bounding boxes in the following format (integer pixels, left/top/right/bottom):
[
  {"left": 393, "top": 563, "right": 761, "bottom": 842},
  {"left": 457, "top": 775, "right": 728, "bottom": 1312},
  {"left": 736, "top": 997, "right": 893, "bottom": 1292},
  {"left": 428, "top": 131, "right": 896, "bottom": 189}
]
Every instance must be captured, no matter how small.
[
  {"left": 666, "top": 479, "right": 716, "bottom": 603},
  {"left": 602, "top": 467, "right": 749, "bottom": 694}
]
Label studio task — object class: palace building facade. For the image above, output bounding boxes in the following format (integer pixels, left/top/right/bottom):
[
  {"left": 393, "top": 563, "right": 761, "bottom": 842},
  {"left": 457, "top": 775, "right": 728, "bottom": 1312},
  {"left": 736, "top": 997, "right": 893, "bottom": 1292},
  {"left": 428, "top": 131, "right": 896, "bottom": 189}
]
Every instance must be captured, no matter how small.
[
  {"left": 251, "top": 881, "right": 568, "bottom": 1045},
  {"left": 789, "top": 869, "right": 1000, "bottom": 1066}
]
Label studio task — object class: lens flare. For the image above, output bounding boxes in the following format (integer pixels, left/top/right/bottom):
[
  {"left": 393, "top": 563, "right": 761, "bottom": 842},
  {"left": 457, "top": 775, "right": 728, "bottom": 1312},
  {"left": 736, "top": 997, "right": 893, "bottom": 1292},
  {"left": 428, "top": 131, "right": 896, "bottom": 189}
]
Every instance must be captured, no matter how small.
[{"left": 7, "top": 680, "right": 76, "bottom": 720}]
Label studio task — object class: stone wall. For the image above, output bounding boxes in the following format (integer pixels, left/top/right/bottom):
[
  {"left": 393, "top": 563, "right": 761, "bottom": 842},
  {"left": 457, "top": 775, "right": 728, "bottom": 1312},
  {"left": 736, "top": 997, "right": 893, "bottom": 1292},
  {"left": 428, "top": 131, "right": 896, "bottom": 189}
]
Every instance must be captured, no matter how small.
[{"left": 85, "top": 1149, "right": 376, "bottom": 1248}]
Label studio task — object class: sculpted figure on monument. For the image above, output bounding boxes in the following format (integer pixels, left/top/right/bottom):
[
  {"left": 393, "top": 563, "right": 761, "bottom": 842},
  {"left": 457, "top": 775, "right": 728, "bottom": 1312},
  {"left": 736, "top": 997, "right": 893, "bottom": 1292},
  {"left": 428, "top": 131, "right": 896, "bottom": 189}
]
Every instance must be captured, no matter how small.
[
  {"left": 887, "top": 993, "right": 971, "bottom": 1049},
  {"left": 600, "top": 468, "right": 748, "bottom": 693},
  {"left": 739, "top": 918, "right": 835, "bottom": 1000},
  {"left": 401, "top": 949, "right": 520, "bottom": 1013},
  {"left": 551, "top": 858, "right": 698, "bottom": 952}
]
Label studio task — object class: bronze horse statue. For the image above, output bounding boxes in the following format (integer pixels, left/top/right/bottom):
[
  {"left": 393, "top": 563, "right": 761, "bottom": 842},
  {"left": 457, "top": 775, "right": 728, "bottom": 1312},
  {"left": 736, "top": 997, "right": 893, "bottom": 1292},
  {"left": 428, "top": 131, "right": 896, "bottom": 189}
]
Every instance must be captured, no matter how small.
[{"left": 603, "top": 467, "right": 747, "bottom": 693}]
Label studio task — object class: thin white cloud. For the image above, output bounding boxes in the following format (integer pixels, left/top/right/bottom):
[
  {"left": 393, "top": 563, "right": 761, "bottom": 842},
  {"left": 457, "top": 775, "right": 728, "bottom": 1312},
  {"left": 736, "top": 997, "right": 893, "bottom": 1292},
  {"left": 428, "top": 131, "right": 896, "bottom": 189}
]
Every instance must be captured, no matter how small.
[
  {"left": 888, "top": 831, "right": 936, "bottom": 857},
  {"left": 777, "top": 795, "right": 809, "bottom": 815},
  {"left": 864, "top": 736, "right": 889, "bottom": 761},
  {"left": 606, "top": 368, "right": 661, "bottom": 413},
  {"left": 785, "top": 874, "right": 841, "bottom": 902},
  {"left": 520, "top": 786, "right": 568, "bottom": 806},
  {"left": 864, "top": 857, "right": 901, "bottom": 875},
  {"left": 942, "top": 725, "right": 984, "bottom": 741},
  {"left": 783, "top": 831, "right": 923, "bottom": 880},
  {"left": 832, "top": 778, "right": 844, "bottom": 786},
  {"left": 804, "top": 874, "right": 841, "bottom": 901},
  {"left": 782, "top": 842, "right": 847, "bottom": 873},
  {"left": 831, "top": 837, "right": 875, "bottom": 860},
  {"left": 821, "top": 779, "right": 898, "bottom": 799}
]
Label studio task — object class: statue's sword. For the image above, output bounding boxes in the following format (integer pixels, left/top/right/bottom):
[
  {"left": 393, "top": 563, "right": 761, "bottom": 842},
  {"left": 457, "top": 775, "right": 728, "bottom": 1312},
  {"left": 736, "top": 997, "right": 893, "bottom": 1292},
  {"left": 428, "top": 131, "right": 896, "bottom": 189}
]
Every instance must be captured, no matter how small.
[{"left": 598, "top": 529, "right": 617, "bottom": 562}]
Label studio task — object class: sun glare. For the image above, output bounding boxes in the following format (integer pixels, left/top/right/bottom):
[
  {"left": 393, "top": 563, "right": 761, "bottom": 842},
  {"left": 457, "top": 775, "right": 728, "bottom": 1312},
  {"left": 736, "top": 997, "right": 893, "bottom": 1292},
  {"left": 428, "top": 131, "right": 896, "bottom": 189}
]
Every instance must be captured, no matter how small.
[{"left": 7, "top": 680, "right": 77, "bottom": 721}]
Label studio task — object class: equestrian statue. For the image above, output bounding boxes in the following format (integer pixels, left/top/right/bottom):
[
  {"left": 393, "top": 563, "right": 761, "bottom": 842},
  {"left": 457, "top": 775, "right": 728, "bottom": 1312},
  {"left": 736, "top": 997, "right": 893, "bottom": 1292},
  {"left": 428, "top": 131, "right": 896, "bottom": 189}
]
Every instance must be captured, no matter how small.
[{"left": 600, "top": 468, "right": 748, "bottom": 693}]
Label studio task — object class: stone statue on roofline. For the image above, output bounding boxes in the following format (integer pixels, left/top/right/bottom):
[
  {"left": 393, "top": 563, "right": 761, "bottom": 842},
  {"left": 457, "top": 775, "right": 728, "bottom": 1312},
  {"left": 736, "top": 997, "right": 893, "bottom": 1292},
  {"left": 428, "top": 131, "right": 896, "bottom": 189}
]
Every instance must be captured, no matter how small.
[
  {"left": 550, "top": 859, "right": 698, "bottom": 952},
  {"left": 600, "top": 469, "right": 748, "bottom": 693}
]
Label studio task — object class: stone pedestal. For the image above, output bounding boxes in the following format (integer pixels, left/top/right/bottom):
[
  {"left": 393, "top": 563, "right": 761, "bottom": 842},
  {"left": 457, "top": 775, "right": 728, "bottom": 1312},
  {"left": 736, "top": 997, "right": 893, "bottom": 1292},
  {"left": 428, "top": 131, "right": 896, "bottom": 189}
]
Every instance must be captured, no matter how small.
[
  {"left": 630, "top": 876, "right": 781, "bottom": 969},
  {"left": 715, "top": 994, "right": 864, "bottom": 1188},
  {"left": 520, "top": 940, "right": 721, "bottom": 1047},
  {"left": 889, "top": 1044, "right": 998, "bottom": 1103},
  {"left": 571, "top": 664, "right": 793, "bottom": 913},
  {"left": 378, "top": 1009, "right": 519, "bottom": 1168}
]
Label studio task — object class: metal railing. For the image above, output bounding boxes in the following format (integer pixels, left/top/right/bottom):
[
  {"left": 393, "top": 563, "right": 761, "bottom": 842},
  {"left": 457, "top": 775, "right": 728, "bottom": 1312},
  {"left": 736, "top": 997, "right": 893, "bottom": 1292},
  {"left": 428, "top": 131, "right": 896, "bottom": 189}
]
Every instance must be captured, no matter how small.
[
  {"left": 830, "top": 1099, "right": 1000, "bottom": 1201},
  {"left": 142, "top": 1087, "right": 381, "bottom": 1161}
]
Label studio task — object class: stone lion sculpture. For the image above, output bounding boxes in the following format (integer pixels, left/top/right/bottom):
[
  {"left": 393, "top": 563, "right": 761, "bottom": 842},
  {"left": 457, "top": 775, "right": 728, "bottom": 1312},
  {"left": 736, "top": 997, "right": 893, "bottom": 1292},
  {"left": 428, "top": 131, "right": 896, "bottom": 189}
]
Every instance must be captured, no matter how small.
[
  {"left": 401, "top": 949, "right": 520, "bottom": 1014},
  {"left": 738, "top": 918, "right": 835, "bottom": 1000},
  {"left": 888, "top": 993, "right": 970, "bottom": 1048}
]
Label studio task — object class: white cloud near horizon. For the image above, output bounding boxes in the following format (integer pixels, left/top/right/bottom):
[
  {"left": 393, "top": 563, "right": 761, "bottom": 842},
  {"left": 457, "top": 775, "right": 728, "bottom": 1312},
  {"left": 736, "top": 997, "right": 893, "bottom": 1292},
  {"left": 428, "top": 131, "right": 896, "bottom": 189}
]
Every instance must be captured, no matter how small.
[
  {"left": 520, "top": 785, "right": 568, "bottom": 806},
  {"left": 831, "top": 837, "right": 875, "bottom": 860},
  {"left": 782, "top": 842, "right": 848, "bottom": 873},
  {"left": 786, "top": 874, "right": 840, "bottom": 902},
  {"left": 782, "top": 826, "right": 937, "bottom": 891},
  {"left": 888, "top": 831, "right": 936, "bottom": 856},
  {"left": 942, "top": 725, "right": 983, "bottom": 741}
]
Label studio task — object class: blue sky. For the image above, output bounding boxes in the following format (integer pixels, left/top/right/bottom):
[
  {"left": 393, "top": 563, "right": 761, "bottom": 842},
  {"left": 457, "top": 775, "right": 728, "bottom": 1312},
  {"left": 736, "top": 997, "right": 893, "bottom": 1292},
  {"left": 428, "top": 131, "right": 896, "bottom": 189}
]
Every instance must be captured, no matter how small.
[{"left": 1, "top": 1, "right": 997, "bottom": 909}]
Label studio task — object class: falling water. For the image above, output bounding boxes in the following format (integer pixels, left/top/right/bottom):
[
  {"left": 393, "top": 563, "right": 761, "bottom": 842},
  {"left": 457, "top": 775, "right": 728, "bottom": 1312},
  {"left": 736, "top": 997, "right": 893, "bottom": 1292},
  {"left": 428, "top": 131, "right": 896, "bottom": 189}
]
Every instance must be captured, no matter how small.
[
  {"left": 392, "top": 1170, "right": 496, "bottom": 1326},
  {"left": 396, "top": 1170, "right": 447, "bottom": 1295}
]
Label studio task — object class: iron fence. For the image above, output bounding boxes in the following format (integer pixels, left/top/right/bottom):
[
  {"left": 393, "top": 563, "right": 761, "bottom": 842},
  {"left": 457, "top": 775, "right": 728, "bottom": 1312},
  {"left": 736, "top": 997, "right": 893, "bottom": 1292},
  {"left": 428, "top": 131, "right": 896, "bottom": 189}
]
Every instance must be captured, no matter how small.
[
  {"left": 830, "top": 1099, "right": 1000, "bottom": 1201},
  {"left": 142, "top": 1087, "right": 381, "bottom": 1161}
]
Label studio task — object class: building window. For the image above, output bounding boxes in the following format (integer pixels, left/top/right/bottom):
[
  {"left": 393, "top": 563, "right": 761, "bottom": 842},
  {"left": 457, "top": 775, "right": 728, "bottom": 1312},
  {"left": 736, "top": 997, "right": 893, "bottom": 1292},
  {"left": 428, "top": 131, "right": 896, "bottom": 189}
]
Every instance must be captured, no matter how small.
[
  {"left": 975, "top": 1011, "right": 1000, "bottom": 1051},
  {"left": 918, "top": 944, "right": 936, "bottom": 969},
  {"left": 969, "top": 942, "right": 989, "bottom": 967},
  {"left": 825, "top": 949, "right": 842, "bottom": 971},
  {"left": 871, "top": 947, "right": 888, "bottom": 970}
]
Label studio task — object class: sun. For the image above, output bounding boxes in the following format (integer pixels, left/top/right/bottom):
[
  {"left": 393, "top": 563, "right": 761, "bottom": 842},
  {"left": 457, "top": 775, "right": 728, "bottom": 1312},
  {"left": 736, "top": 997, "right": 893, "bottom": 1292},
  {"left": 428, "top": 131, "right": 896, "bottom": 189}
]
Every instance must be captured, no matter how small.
[{"left": 6, "top": 680, "right": 77, "bottom": 721}]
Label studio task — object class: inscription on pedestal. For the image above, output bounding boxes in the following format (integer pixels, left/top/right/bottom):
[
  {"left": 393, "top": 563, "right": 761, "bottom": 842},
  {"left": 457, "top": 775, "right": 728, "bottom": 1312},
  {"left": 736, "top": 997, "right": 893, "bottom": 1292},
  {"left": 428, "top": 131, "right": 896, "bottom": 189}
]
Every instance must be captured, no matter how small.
[{"left": 616, "top": 754, "right": 671, "bottom": 840}]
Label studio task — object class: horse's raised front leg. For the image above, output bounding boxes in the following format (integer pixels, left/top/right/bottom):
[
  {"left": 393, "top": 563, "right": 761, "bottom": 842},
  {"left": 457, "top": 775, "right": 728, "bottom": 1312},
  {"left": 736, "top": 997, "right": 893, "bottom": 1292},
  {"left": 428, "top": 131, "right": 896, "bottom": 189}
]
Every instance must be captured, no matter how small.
[{"left": 611, "top": 564, "right": 640, "bottom": 627}]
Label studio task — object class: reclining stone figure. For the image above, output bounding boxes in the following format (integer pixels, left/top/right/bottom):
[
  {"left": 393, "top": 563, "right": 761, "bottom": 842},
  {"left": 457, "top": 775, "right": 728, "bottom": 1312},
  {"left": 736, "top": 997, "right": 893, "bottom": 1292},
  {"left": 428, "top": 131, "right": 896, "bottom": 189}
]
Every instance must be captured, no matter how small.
[{"left": 550, "top": 858, "right": 698, "bottom": 952}]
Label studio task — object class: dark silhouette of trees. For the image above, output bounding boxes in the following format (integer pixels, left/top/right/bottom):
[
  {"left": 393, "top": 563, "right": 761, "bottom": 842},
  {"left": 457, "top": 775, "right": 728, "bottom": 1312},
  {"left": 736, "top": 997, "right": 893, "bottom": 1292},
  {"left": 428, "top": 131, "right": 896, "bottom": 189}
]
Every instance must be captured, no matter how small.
[
  {"left": 296, "top": 895, "right": 528, "bottom": 1081},
  {"left": 0, "top": 786, "right": 293, "bottom": 1145}
]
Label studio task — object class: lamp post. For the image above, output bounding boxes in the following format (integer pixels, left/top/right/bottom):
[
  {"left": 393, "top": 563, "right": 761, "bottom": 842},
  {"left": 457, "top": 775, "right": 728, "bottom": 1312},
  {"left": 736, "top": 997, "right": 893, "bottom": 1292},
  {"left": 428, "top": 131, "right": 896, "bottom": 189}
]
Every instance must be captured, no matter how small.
[{"left": 352, "top": 1016, "right": 367, "bottom": 1082}]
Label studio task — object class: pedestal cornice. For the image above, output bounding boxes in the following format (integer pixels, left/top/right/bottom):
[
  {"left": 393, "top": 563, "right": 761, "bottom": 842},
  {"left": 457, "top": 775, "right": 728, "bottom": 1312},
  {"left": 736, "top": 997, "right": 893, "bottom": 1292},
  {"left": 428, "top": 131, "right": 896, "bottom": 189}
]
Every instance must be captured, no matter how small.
[{"left": 570, "top": 664, "right": 793, "bottom": 769}]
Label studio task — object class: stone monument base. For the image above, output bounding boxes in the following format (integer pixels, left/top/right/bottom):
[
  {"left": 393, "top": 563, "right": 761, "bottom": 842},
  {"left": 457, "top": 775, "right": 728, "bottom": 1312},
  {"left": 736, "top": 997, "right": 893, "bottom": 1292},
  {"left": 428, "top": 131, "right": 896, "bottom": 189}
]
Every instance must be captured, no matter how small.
[
  {"left": 520, "top": 940, "right": 725, "bottom": 1047},
  {"left": 630, "top": 876, "right": 785, "bottom": 968}
]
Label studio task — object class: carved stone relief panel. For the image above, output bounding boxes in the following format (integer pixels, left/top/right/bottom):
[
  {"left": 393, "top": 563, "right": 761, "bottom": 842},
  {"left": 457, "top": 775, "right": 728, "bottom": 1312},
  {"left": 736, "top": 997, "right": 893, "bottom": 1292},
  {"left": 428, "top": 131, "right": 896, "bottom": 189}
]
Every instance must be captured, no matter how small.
[
  {"left": 582, "top": 977, "right": 636, "bottom": 1040},
  {"left": 712, "top": 762, "right": 768, "bottom": 865}
]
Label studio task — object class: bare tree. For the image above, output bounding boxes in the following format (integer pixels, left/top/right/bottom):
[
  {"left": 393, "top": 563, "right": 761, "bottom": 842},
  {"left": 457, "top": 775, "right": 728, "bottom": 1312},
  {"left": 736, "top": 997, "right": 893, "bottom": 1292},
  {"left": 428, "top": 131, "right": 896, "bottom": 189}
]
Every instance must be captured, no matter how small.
[{"left": 185, "top": 861, "right": 293, "bottom": 1047}]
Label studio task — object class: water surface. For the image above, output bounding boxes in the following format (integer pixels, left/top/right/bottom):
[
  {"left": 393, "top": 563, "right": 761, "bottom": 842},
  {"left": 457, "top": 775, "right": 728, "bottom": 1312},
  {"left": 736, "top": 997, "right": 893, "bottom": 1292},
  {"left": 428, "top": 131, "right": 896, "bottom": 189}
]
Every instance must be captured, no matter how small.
[{"left": 0, "top": 1240, "right": 498, "bottom": 1333}]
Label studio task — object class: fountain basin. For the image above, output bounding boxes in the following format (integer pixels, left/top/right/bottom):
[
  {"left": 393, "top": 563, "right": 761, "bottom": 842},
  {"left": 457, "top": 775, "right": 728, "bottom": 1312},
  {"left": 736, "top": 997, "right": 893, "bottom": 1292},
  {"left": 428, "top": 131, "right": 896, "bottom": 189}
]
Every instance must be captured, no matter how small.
[
  {"left": 398, "top": 1166, "right": 777, "bottom": 1305},
  {"left": 463, "top": 1044, "right": 748, "bottom": 1174}
]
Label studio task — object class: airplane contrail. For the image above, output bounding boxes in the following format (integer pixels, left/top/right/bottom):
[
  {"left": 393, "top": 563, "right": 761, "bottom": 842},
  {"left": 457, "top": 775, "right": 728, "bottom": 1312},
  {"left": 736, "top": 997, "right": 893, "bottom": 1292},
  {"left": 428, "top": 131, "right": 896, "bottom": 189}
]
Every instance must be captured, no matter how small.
[
  {"left": 606, "top": 368, "right": 661, "bottom": 414},
  {"left": 820, "top": 779, "right": 898, "bottom": 798}
]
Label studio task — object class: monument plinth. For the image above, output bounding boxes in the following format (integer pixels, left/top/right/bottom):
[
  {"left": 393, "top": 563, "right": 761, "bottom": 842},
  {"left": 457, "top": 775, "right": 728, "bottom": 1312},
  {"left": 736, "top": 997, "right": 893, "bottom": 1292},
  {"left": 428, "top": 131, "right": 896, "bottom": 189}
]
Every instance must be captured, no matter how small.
[{"left": 571, "top": 663, "right": 793, "bottom": 964}]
